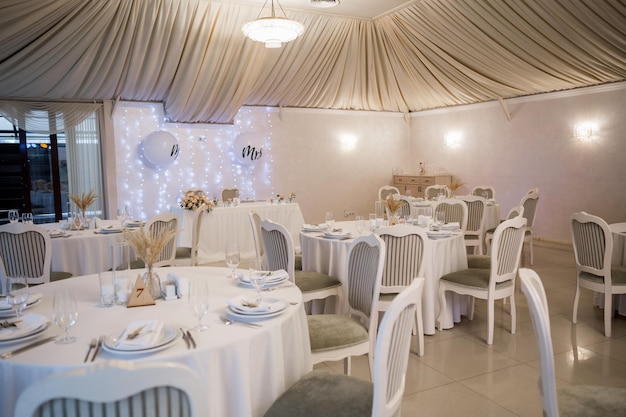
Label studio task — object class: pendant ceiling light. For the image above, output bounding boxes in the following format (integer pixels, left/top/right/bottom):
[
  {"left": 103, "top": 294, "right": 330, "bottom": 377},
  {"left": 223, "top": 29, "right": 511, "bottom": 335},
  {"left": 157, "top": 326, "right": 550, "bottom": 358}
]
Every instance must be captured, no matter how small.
[{"left": 242, "top": 0, "right": 304, "bottom": 49}]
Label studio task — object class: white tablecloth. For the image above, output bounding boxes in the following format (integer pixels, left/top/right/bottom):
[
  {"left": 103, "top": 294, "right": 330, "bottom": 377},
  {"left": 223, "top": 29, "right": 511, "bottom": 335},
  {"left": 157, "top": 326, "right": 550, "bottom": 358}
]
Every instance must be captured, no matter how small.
[
  {"left": 171, "top": 202, "right": 305, "bottom": 264},
  {"left": 40, "top": 220, "right": 133, "bottom": 276},
  {"left": 300, "top": 221, "right": 468, "bottom": 334},
  {"left": 609, "top": 223, "right": 626, "bottom": 315},
  {"left": 0, "top": 266, "right": 311, "bottom": 417}
]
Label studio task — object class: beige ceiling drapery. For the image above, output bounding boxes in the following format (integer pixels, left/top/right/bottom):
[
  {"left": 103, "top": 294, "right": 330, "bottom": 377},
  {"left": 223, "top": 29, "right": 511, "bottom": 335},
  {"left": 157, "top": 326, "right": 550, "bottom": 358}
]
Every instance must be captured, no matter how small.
[{"left": 0, "top": 0, "right": 624, "bottom": 124}]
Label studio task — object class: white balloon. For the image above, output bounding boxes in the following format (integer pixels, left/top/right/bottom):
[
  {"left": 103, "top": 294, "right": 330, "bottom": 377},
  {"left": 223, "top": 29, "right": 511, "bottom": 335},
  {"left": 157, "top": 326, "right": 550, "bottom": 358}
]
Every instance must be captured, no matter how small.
[
  {"left": 234, "top": 132, "right": 264, "bottom": 165},
  {"left": 142, "top": 131, "right": 180, "bottom": 167}
]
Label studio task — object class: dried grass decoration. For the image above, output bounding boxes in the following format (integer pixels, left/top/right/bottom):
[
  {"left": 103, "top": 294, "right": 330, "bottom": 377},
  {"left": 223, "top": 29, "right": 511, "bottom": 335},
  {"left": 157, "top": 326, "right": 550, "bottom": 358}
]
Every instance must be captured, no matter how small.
[
  {"left": 384, "top": 194, "right": 403, "bottom": 225},
  {"left": 123, "top": 224, "right": 177, "bottom": 300},
  {"left": 68, "top": 190, "right": 97, "bottom": 229},
  {"left": 448, "top": 179, "right": 466, "bottom": 196}
]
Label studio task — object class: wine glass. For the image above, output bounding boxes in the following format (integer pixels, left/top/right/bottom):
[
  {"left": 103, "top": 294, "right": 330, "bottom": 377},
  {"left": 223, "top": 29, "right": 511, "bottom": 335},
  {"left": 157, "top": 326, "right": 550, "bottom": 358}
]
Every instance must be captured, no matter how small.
[
  {"left": 355, "top": 215, "right": 365, "bottom": 235},
  {"left": 6, "top": 277, "right": 29, "bottom": 317},
  {"left": 325, "top": 212, "right": 335, "bottom": 230},
  {"left": 249, "top": 259, "right": 267, "bottom": 304},
  {"left": 22, "top": 212, "right": 33, "bottom": 224},
  {"left": 225, "top": 242, "right": 240, "bottom": 279},
  {"left": 117, "top": 208, "right": 128, "bottom": 227},
  {"left": 436, "top": 211, "right": 445, "bottom": 227},
  {"left": 53, "top": 290, "right": 78, "bottom": 344},
  {"left": 188, "top": 280, "right": 210, "bottom": 331},
  {"left": 8, "top": 210, "right": 19, "bottom": 224}
]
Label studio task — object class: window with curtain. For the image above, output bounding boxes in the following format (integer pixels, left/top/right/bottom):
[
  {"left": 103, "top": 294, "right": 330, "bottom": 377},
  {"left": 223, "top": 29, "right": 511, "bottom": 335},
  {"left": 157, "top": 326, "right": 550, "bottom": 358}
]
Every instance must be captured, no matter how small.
[{"left": 0, "top": 102, "right": 104, "bottom": 224}]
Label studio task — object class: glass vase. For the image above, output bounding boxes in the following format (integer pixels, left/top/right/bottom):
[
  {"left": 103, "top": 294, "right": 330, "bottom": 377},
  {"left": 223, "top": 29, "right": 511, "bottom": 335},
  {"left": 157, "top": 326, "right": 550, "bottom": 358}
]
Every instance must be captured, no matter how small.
[{"left": 142, "top": 266, "right": 163, "bottom": 300}]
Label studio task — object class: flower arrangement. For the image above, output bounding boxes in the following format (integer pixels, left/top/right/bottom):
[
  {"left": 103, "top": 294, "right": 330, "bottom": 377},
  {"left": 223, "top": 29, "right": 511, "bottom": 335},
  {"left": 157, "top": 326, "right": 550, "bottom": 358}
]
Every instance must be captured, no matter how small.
[
  {"left": 180, "top": 190, "right": 214, "bottom": 211},
  {"left": 383, "top": 194, "right": 402, "bottom": 213},
  {"left": 68, "top": 190, "right": 98, "bottom": 213},
  {"left": 276, "top": 192, "right": 297, "bottom": 203},
  {"left": 448, "top": 179, "right": 466, "bottom": 196}
]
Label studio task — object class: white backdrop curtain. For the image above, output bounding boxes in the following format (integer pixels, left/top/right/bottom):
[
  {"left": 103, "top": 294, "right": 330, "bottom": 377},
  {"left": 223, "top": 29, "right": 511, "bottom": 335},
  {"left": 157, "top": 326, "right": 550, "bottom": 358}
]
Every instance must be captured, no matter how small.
[{"left": 0, "top": 0, "right": 624, "bottom": 124}]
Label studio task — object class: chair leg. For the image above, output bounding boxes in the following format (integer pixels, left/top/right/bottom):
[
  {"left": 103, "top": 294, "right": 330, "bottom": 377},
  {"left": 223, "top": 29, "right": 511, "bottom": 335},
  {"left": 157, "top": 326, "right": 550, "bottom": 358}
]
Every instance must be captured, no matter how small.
[
  {"left": 343, "top": 356, "right": 351, "bottom": 375},
  {"left": 529, "top": 235, "right": 534, "bottom": 266},
  {"left": 468, "top": 296, "right": 475, "bottom": 320},
  {"left": 487, "top": 300, "right": 494, "bottom": 345},
  {"left": 604, "top": 294, "right": 613, "bottom": 337},
  {"left": 510, "top": 293, "right": 516, "bottom": 335},
  {"left": 572, "top": 283, "right": 581, "bottom": 324},
  {"left": 415, "top": 309, "right": 424, "bottom": 357}
]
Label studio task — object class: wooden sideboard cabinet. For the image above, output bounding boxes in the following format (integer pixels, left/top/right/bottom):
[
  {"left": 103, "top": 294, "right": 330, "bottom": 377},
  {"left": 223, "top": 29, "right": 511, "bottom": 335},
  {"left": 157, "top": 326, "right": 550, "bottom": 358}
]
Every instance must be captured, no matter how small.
[{"left": 393, "top": 175, "right": 452, "bottom": 198}]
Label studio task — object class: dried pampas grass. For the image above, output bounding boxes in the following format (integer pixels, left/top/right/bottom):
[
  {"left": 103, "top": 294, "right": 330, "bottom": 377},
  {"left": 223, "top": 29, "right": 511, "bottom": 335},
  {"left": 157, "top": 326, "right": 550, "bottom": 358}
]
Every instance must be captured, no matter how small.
[
  {"left": 383, "top": 194, "right": 402, "bottom": 213},
  {"left": 68, "top": 190, "right": 98, "bottom": 212},
  {"left": 123, "top": 224, "right": 177, "bottom": 267}
]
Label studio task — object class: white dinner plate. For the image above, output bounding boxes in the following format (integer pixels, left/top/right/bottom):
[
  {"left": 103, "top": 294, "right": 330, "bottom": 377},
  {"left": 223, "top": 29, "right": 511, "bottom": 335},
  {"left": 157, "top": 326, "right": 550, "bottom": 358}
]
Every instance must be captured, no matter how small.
[
  {"left": 125, "top": 221, "right": 144, "bottom": 228},
  {"left": 439, "top": 223, "right": 460, "bottom": 230},
  {"left": 0, "top": 314, "right": 50, "bottom": 344},
  {"left": 302, "top": 224, "right": 329, "bottom": 233},
  {"left": 238, "top": 270, "right": 289, "bottom": 287},
  {"left": 226, "top": 306, "right": 285, "bottom": 321},
  {"left": 102, "top": 326, "right": 182, "bottom": 354},
  {"left": 94, "top": 228, "right": 123, "bottom": 234},
  {"left": 322, "top": 232, "right": 352, "bottom": 240},
  {"left": 427, "top": 231, "right": 452, "bottom": 239},
  {"left": 227, "top": 297, "right": 288, "bottom": 316}
]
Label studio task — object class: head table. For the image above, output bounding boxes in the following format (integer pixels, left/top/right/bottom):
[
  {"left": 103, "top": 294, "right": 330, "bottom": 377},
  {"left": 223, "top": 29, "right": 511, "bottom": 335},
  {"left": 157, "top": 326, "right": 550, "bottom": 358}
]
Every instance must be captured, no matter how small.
[
  {"left": 171, "top": 201, "right": 305, "bottom": 264},
  {"left": 300, "top": 221, "right": 469, "bottom": 334},
  {"left": 0, "top": 266, "right": 312, "bottom": 417}
]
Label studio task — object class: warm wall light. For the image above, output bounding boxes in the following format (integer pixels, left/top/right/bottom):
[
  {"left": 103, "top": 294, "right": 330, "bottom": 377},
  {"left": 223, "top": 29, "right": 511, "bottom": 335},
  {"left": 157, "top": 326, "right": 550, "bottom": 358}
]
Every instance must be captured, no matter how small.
[
  {"left": 573, "top": 122, "right": 597, "bottom": 142},
  {"left": 339, "top": 133, "right": 358, "bottom": 152},
  {"left": 444, "top": 131, "right": 462, "bottom": 148}
]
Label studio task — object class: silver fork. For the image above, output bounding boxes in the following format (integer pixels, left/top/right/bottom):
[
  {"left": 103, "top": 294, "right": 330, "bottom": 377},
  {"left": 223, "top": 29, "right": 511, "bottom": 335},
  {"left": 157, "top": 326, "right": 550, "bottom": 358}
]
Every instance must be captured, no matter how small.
[{"left": 84, "top": 338, "right": 97, "bottom": 362}]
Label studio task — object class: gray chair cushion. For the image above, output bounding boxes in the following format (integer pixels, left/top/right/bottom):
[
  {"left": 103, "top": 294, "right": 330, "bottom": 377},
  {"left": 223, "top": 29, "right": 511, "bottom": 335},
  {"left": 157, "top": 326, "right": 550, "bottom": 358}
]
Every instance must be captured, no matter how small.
[
  {"left": 175, "top": 246, "right": 191, "bottom": 259},
  {"left": 440, "top": 268, "right": 511, "bottom": 290},
  {"left": 295, "top": 254, "right": 302, "bottom": 271},
  {"left": 307, "top": 315, "right": 368, "bottom": 352},
  {"left": 50, "top": 271, "right": 73, "bottom": 282},
  {"left": 580, "top": 266, "right": 626, "bottom": 285},
  {"left": 559, "top": 385, "right": 626, "bottom": 417},
  {"left": 263, "top": 370, "right": 372, "bottom": 417},
  {"left": 467, "top": 254, "right": 490, "bottom": 269},
  {"left": 130, "top": 259, "right": 146, "bottom": 269},
  {"left": 295, "top": 271, "right": 341, "bottom": 294}
]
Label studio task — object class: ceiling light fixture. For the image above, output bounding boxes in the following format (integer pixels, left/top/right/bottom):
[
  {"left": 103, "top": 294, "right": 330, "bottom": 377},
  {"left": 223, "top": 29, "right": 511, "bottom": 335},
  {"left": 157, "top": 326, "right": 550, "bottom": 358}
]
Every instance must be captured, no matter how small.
[
  {"left": 242, "top": 0, "right": 304, "bottom": 49},
  {"left": 308, "top": 0, "right": 340, "bottom": 8}
]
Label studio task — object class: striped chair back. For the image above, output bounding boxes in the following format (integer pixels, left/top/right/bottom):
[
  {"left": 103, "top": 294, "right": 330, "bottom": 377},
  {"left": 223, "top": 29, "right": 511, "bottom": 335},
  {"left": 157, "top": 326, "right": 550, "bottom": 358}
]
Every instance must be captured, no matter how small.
[
  {"left": 146, "top": 213, "right": 178, "bottom": 267},
  {"left": 434, "top": 198, "right": 468, "bottom": 230},
  {"left": 0, "top": 223, "right": 51, "bottom": 286},
  {"left": 260, "top": 220, "right": 295, "bottom": 281},
  {"left": 345, "top": 234, "right": 385, "bottom": 324},
  {"left": 376, "top": 225, "right": 428, "bottom": 293},
  {"left": 491, "top": 216, "right": 527, "bottom": 283}
]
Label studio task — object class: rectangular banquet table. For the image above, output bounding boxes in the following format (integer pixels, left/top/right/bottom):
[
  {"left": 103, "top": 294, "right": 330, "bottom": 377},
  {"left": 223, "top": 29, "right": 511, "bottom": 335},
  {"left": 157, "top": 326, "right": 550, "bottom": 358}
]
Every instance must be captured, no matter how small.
[
  {"left": 39, "top": 220, "right": 135, "bottom": 277},
  {"left": 171, "top": 202, "right": 305, "bottom": 264},
  {"left": 300, "top": 221, "right": 468, "bottom": 334},
  {"left": 0, "top": 266, "right": 312, "bottom": 417}
]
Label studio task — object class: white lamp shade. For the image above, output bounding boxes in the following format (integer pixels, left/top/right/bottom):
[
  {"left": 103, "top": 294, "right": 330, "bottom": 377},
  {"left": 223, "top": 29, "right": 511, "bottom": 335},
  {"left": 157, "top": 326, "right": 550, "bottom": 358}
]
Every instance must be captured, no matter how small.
[{"left": 242, "top": 17, "right": 304, "bottom": 48}]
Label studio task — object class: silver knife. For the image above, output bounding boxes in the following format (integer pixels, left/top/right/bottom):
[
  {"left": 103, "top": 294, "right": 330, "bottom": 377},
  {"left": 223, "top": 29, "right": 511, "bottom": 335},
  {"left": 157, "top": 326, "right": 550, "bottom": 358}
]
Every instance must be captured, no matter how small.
[{"left": 0, "top": 336, "right": 56, "bottom": 359}]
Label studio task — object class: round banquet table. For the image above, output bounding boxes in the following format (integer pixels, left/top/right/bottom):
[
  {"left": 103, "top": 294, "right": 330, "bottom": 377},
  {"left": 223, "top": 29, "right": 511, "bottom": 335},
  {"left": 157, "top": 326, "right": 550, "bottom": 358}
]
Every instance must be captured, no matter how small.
[
  {"left": 606, "top": 222, "right": 626, "bottom": 315},
  {"left": 0, "top": 266, "right": 312, "bottom": 417},
  {"left": 39, "top": 220, "right": 135, "bottom": 277},
  {"left": 300, "top": 221, "right": 468, "bottom": 334}
]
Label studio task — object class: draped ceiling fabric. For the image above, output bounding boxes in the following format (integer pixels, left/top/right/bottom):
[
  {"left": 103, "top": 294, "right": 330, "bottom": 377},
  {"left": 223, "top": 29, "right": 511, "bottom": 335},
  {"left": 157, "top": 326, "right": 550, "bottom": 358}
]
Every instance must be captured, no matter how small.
[{"left": 0, "top": 0, "right": 624, "bottom": 124}]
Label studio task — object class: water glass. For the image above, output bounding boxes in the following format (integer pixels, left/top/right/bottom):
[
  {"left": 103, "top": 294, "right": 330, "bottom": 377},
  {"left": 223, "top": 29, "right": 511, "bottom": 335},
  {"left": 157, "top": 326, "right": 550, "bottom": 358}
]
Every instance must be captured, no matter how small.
[
  {"left": 112, "top": 242, "right": 131, "bottom": 304},
  {"left": 249, "top": 258, "right": 267, "bottom": 304},
  {"left": 436, "top": 211, "right": 445, "bottom": 226},
  {"left": 8, "top": 210, "right": 19, "bottom": 224},
  {"left": 355, "top": 215, "right": 365, "bottom": 235},
  {"left": 188, "top": 280, "right": 210, "bottom": 331},
  {"left": 6, "top": 277, "right": 29, "bottom": 317},
  {"left": 53, "top": 290, "right": 78, "bottom": 344},
  {"left": 22, "top": 212, "right": 33, "bottom": 224},
  {"left": 225, "top": 242, "right": 241, "bottom": 279},
  {"left": 98, "top": 271, "right": 115, "bottom": 307},
  {"left": 369, "top": 213, "right": 377, "bottom": 231},
  {"left": 325, "top": 212, "right": 335, "bottom": 230}
]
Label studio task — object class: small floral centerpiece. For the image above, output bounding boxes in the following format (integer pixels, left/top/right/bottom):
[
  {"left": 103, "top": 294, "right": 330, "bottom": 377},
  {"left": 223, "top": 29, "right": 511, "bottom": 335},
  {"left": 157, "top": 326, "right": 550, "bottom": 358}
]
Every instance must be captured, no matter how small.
[
  {"left": 123, "top": 224, "right": 178, "bottom": 299},
  {"left": 180, "top": 190, "right": 214, "bottom": 211},
  {"left": 68, "top": 190, "right": 97, "bottom": 229},
  {"left": 276, "top": 192, "right": 297, "bottom": 203}
]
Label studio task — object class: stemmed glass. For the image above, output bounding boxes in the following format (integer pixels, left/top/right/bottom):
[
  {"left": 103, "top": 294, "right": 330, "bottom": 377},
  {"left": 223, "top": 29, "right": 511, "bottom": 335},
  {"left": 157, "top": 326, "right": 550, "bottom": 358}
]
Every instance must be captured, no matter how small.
[
  {"left": 325, "top": 212, "right": 335, "bottom": 230},
  {"left": 8, "top": 210, "right": 19, "bottom": 224},
  {"left": 53, "top": 290, "right": 78, "bottom": 344},
  {"left": 225, "top": 242, "right": 240, "bottom": 279},
  {"left": 249, "top": 259, "right": 267, "bottom": 305},
  {"left": 22, "top": 213, "right": 33, "bottom": 224},
  {"left": 117, "top": 208, "right": 128, "bottom": 227},
  {"left": 188, "top": 280, "right": 210, "bottom": 331},
  {"left": 6, "top": 277, "right": 29, "bottom": 318}
]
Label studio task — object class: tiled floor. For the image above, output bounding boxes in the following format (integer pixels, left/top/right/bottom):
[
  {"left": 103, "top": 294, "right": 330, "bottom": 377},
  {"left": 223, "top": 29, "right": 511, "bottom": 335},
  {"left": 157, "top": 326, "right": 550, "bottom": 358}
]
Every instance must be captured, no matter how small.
[{"left": 313, "top": 244, "right": 626, "bottom": 416}]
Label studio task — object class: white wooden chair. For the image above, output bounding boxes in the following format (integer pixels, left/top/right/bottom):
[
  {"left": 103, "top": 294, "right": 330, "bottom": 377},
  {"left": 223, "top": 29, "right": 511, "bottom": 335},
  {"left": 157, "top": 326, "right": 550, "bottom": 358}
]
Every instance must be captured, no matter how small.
[
  {"left": 375, "top": 225, "right": 429, "bottom": 356},
  {"left": 520, "top": 188, "right": 539, "bottom": 265},
  {"left": 263, "top": 278, "right": 424, "bottom": 417},
  {"left": 0, "top": 223, "right": 71, "bottom": 287},
  {"left": 174, "top": 204, "right": 207, "bottom": 266},
  {"left": 130, "top": 213, "right": 179, "bottom": 269},
  {"left": 519, "top": 268, "right": 626, "bottom": 417},
  {"left": 260, "top": 220, "right": 340, "bottom": 305},
  {"left": 424, "top": 184, "right": 450, "bottom": 200},
  {"left": 471, "top": 185, "right": 495, "bottom": 199},
  {"left": 221, "top": 187, "right": 239, "bottom": 201},
  {"left": 14, "top": 360, "right": 205, "bottom": 417},
  {"left": 570, "top": 212, "right": 626, "bottom": 337},
  {"left": 307, "top": 234, "right": 385, "bottom": 377},
  {"left": 378, "top": 185, "right": 400, "bottom": 202},
  {"left": 459, "top": 195, "right": 487, "bottom": 255},
  {"left": 437, "top": 216, "right": 526, "bottom": 344},
  {"left": 484, "top": 205, "right": 524, "bottom": 255},
  {"left": 433, "top": 198, "right": 468, "bottom": 230},
  {"left": 248, "top": 210, "right": 264, "bottom": 260}
]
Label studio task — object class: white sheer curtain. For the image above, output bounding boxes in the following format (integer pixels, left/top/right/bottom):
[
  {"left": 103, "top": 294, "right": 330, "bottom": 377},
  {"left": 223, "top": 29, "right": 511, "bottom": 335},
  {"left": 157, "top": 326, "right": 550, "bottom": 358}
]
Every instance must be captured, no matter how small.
[{"left": 0, "top": 0, "right": 624, "bottom": 124}]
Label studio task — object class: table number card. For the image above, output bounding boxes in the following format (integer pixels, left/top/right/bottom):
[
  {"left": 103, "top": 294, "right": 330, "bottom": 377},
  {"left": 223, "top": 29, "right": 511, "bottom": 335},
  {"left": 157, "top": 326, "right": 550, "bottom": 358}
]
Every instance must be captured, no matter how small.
[{"left": 127, "top": 275, "right": 156, "bottom": 307}]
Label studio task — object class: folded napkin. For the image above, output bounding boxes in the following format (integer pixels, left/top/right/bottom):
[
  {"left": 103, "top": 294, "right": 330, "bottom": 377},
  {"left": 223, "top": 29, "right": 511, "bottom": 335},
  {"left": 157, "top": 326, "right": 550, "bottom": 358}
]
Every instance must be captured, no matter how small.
[
  {"left": 48, "top": 229, "right": 65, "bottom": 236},
  {"left": 228, "top": 295, "right": 285, "bottom": 314},
  {"left": 0, "top": 293, "right": 42, "bottom": 311},
  {"left": 115, "top": 320, "right": 164, "bottom": 349},
  {"left": 417, "top": 215, "right": 434, "bottom": 227},
  {"left": 0, "top": 313, "right": 47, "bottom": 340},
  {"left": 323, "top": 230, "right": 351, "bottom": 237},
  {"left": 440, "top": 222, "right": 460, "bottom": 230},
  {"left": 302, "top": 223, "right": 329, "bottom": 232},
  {"left": 239, "top": 269, "right": 289, "bottom": 284}
]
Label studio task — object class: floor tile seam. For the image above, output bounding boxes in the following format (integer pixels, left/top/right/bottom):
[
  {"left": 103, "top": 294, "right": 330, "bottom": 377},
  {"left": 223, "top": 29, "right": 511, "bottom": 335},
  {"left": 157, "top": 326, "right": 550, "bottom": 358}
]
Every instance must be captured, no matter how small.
[{"left": 454, "top": 375, "right": 525, "bottom": 417}]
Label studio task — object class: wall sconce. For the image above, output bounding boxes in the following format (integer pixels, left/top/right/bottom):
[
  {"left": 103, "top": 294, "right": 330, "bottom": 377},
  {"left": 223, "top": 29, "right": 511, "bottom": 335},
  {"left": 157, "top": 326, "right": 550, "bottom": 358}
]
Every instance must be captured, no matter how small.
[
  {"left": 339, "top": 133, "right": 358, "bottom": 152},
  {"left": 444, "top": 131, "right": 462, "bottom": 148},
  {"left": 573, "top": 122, "right": 597, "bottom": 142}
]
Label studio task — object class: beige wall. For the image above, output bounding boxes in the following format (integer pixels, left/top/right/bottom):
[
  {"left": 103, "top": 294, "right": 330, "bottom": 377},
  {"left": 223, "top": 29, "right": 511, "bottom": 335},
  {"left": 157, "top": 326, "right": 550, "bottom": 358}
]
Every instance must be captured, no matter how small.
[
  {"left": 109, "top": 82, "right": 625, "bottom": 244},
  {"left": 409, "top": 82, "right": 626, "bottom": 243}
]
